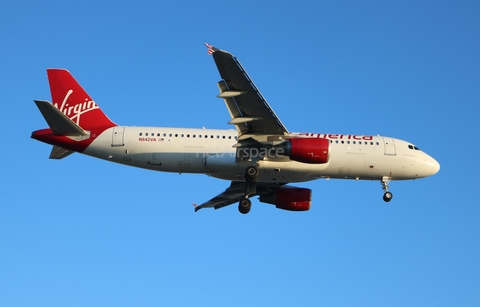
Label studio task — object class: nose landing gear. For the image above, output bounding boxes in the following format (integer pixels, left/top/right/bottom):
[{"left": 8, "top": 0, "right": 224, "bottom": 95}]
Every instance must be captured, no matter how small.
[
  {"left": 383, "top": 191, "right": 393, "bottom": 202},
  {"left": 381, "top": 176, "right": 393, "bottom": 202}
]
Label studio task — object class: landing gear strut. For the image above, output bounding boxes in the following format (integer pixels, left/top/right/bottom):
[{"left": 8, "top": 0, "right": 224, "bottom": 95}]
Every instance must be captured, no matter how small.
[
  {"left": 238, "top": 165, "right": 258, "bottom": 214},
  {"left": 245, "top": 165, "right": 258, "bottom": 197},
  {"left": 381, "top": 176, "right": 393, "bottom": 202}
]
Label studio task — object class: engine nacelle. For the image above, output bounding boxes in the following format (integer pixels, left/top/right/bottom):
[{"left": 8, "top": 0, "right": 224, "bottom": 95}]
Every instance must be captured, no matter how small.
[
  {"left": 259, "top": 186, "right": 312, "bottom": 211},
  {"left": 279, "top": 138, "right": 330, "bottom": 164}
]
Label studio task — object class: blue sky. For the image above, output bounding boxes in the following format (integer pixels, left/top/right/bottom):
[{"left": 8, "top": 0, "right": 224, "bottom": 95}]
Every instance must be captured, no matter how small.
[{"left": 1, "top": 0, "right": 479, "bottom": 306}]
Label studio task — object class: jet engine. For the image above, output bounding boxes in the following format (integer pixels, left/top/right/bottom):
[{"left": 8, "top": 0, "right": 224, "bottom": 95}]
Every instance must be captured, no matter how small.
[
  {"left": 259, "top": 186, "right": 312, "bottom": 211},
  {"left": 277, "top": 138, "right": 330, "bottom": 164}
]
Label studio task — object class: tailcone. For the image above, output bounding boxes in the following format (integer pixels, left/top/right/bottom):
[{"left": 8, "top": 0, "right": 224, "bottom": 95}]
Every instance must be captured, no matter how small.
[{"left": 31, "top": 128, "right": 53, "bottom": 142}]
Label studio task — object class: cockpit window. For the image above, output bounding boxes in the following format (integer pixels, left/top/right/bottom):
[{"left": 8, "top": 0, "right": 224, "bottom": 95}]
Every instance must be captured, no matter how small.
[
  {"left": 414, "top": 146, "right": 420, "bottom": 150},
  {"left": 408, "top": 145, "right": 414, "bottom": 149}
]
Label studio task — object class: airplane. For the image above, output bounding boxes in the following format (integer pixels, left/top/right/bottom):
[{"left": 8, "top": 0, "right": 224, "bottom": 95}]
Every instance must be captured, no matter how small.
[{"left": 31, "top": 43, "right": 440, "bottom": 214}]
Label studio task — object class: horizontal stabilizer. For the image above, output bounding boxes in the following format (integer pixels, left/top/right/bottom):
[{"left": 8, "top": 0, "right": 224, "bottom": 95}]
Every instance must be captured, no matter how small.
[
  {"left": 34, "top": 100, "right": 90, "bottom": 139},
  {"left": 49, "top": 146, "right": 74, "bottom": 159}
]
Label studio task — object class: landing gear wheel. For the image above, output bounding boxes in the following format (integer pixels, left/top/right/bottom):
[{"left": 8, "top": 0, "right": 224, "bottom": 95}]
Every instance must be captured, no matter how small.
[
  {"left": 238, "top": 198, "right": 252, "bottom": 214},
  {"left": 245, "top": 166, "right": 258, "bottom": 182},
  {"left": 381, "top": 176, "right": 393, "bottom": 203},
  {"left": 383, "top": 192, "right": 393, "bottom": 202}
]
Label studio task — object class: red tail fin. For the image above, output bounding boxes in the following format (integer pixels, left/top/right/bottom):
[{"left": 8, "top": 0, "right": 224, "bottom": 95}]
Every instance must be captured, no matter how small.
[{"left": 47, "top": 69, "right": 116, "bottom": 130}]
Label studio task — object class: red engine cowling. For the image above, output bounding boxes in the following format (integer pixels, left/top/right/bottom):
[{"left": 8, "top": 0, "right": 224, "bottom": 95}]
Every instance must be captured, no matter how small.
[
  {"left": 259, "top": 186, "right": 312, "bottom": 211},
  {"left": 282, "top": 138, "right": 330, "bottom": 164}
]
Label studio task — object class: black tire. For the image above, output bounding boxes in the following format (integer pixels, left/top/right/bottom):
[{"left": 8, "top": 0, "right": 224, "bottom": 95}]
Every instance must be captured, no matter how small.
[
  {"left": 238, "top": 198, "right": 252, "bottom": 214},
  {"left": 383, "top": 192, "right": 393, "bottom": 202},
  {"left": 245, "top": 166, "right": 258, "bottom": 182}
]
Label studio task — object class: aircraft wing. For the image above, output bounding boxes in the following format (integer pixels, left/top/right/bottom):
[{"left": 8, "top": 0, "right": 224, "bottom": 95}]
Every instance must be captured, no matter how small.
[
  {"left": 194, "top": 182, "right": 246, "bottom": 211},
  {"left": 206, "top": 43, "right": 289, "bottom": 138},
  {"left": 194, "top": 181, "right": 287, "bottom": 212}
]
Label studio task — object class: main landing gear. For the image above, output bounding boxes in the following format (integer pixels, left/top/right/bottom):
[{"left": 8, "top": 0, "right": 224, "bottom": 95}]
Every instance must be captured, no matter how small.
[
  {"left": 245, "top": 165, "right": 259, "bottom": 182},
  {"left": 381, "top": 176, "right": 393, "bottom": 202},
  {"left": 238, "top": 165, "right": 258, "bottom": 214},
  {"left": 239, "top": 198, "right": 252, "bottom": 214}
]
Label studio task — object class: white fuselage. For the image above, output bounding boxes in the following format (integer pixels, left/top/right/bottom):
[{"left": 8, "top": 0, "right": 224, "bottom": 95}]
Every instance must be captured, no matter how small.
[{"left": 83, "top": 126, "right": 439, "bottom": 183}]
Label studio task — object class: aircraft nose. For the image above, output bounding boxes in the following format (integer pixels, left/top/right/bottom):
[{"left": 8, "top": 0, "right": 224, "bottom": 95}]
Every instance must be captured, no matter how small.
[
  {"left": 425, "top": 157, "right": 440, "bottom": 176},
  {"left": 431, "top": 158, "right": 440, "bottom": 175}
]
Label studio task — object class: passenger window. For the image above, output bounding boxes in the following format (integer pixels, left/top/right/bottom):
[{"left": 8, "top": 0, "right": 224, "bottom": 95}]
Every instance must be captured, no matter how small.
[
  {"left": 376, "top": 142, "right": 379, "bottom": 145},
  {"left": 341, "top": 141, "right": 344, "bottom": 144},
  {"left": 139, "top": 133, "right": 142, "bottom": 136},
  {"left": 370, "top": 142, "right": 373, "bottom": 145},
  {"left": 347, "top": 141, "right": 350, "bottom": 144},
  {"left": 175, "top": 134, "right": 178, "bottom": 137},
  {"left": 228, "top": 136, "right": 232, "bottom": 139},
  {"left": 187, "top": 134, "right": 190, "bottom": 138}
]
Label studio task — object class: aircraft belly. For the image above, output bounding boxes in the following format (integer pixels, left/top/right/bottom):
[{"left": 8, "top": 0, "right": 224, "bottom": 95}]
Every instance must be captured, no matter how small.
[{"left": 210, "top": 160, "right": 329, "bottom": 183}]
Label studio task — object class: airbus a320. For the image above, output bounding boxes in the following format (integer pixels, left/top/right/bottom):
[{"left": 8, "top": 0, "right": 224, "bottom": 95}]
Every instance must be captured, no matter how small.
[{"left": 31, "top": 43, "right": 440, "bottom": 214}]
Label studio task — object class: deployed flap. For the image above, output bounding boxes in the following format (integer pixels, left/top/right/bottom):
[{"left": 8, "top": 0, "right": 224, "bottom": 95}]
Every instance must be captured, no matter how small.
[
  {"left": 34, "top": 100, "right": 90, "bottom": 138},
  {"left": 49, "top": 146, "right": 74, "bottom": 159},
  {"left": 208, "top": 44, "right": 289, "bottom": 137}
]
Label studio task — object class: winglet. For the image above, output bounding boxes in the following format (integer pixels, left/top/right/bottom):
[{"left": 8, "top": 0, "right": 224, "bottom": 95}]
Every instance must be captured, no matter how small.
[
  {"left": 192, "top": 202, "right": 201, "bottom": 212},
  {"left": 205, "top": 43, "right": 219, "bottom": 55}
]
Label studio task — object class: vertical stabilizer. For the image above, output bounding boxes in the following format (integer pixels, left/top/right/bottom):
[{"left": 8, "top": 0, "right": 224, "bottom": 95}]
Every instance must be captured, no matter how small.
[{"left": 47, "top": 69, "right": 116, "bottom": 130}]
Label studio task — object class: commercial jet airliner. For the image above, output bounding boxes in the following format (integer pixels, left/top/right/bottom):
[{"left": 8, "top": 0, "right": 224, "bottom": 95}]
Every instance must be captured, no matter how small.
[{"left": 31, "top": 43, "right": 440, "bottom": 214}]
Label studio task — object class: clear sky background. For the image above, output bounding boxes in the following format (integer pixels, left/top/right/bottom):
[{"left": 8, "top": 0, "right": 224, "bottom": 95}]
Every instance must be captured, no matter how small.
[{"left": 1, "top": 0, "right": 479, "bottom": 306}]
